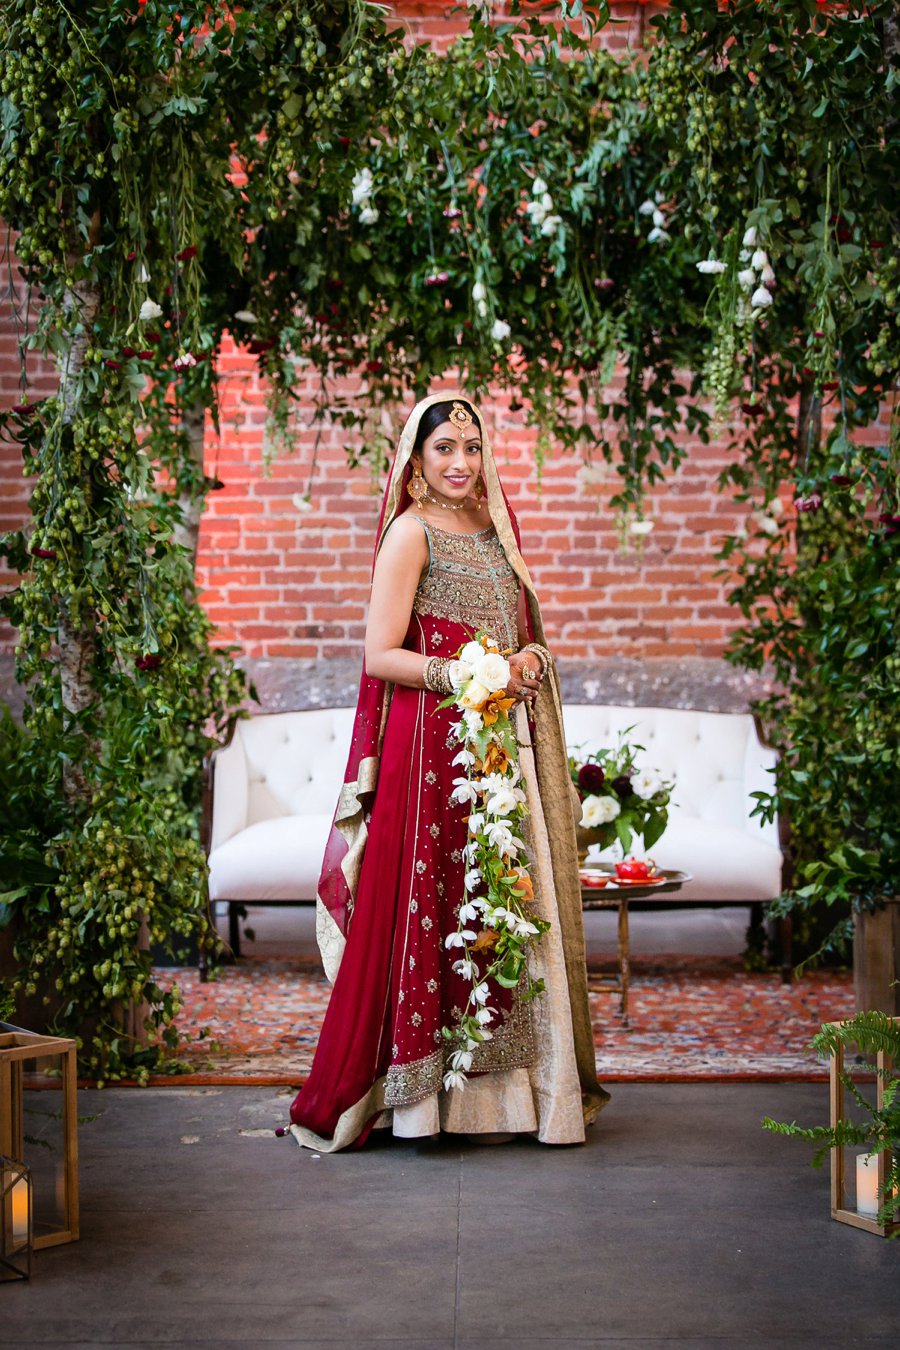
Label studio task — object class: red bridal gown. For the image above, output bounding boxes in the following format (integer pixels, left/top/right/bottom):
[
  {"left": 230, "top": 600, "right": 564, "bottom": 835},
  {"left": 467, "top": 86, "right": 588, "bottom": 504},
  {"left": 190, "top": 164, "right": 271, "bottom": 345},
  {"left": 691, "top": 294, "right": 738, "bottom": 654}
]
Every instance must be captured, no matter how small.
[{"left": 290, "top": 518, "right": 587, "bottom": 1150}]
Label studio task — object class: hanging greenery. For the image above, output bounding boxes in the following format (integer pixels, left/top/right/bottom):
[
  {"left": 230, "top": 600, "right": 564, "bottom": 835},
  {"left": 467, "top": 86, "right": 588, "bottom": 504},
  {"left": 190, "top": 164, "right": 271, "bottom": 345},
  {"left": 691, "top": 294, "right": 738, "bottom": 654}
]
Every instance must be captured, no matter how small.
[
  {"left": 0, "top": 0, "right": 409, "bottom": 1079},
  {"left": 645, "top": 0, "right": 898, "bottom": 959}
]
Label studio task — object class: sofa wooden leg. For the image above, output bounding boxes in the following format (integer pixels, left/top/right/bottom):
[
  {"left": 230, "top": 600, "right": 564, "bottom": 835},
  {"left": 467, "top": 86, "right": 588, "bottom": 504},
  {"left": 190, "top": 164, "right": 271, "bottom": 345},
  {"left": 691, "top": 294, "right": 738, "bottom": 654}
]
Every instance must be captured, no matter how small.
[{"left": 228, "top": 903, "right": 242, "bottom": 960}]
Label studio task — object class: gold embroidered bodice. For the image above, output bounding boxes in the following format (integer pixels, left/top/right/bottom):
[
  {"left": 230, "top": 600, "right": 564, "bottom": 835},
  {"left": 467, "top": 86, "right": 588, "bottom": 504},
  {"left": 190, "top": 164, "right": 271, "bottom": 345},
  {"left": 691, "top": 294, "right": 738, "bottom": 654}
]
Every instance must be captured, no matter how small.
[{"left": 412, "top": 519, "right": 519, "bottom": 648}]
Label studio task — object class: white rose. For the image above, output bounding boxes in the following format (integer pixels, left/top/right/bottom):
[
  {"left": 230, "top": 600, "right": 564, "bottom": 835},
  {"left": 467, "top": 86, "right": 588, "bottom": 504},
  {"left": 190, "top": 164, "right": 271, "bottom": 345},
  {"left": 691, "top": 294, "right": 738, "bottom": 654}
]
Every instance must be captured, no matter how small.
[
  {"left": 472, "top": 281, "right": 486, "bottom": 302},
  {"left": 234, "top": 309, "right": 258, "bottom": 324},
  {"left": 750, "top": 285, "right": 773, "bottom": 309},
  {"left": 696, "top": 259, "right": 727, "bottom": 274},
  {"left": 638, "top": 198, "right": 657, "bottom": 216},
  {"left": 526, "top": 200, "right": 547, "bottom": 225},
  {"left": 632, "top": 768, "right": 663, "bottom": 801},
  {"left": 580, "top": 795, "right": 621, "bottom": 828},
  {"left": 737, "top": 268, "right": 757, "bottom": 289},
  {"left": 459, "top": 680, "right": 490, "bottom": 711},
  {"left": 540, "top": 192, "right": 554, "bottom": 212},
  {"left": 760, "top": 264, "right": 775, "bottom": 285},
  {"left": 750, "top": 248, "right": 769, "bottom": 270},
  {"left": 540, "top": 214, "right": 562, "bottom": 238},
  {"left": 491, "top": 318, "right": 511, "bottom": 342},
  {"left": 652, "top": 208, "right": 666, "bottom": 228},
  {"left": 473, "top": 651, "right": 510, "bottom": 690},
  {"left": 139, "top": 299, "right": 163, "bottom": 322},
  {"left": 459, "top": 640, "right": 485, "bottom": 667},
  {"left": 742, "top": 226, "right": 758, "bottom": 247},
  {"left": 647, "top": 227, "right": 670, "bottom": 244},
  {"left": 447, "top": 660, "right": 473, "bottom": 690},
  {"left": 476, "top": 299, "right": 488, "bottom": 317},
  {"left": 359, "top": 206, "right": 379, "bottom": 225},
  {"left": 532, "top": 176, "right": 548, "bottom": 196}
]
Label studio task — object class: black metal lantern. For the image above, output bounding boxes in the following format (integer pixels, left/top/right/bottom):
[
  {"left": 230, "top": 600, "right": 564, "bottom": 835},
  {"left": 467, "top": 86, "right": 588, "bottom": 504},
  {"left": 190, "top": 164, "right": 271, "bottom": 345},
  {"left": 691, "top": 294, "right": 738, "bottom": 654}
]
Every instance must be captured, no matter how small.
[{"left": 1, "top": 1156, "right": 32, "bottom": 1281}]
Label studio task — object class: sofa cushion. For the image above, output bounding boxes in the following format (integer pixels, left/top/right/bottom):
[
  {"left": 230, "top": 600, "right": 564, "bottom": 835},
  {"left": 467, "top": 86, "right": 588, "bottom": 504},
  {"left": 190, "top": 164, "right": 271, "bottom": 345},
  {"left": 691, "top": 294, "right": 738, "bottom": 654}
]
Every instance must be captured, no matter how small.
[
  {"left": 208, "top": 814, "right": 333, "bottom": 902},
  {"left": 585, "top": 817, "right": 782, "bottom": 902}
]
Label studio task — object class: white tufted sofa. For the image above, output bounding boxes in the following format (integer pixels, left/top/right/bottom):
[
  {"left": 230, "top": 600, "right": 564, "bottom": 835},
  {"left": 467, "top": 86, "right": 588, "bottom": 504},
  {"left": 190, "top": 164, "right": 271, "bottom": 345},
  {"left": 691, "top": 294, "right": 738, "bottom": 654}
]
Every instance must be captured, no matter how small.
[{"left": 204, "top": 703, "right": 786, "bottom": 963}]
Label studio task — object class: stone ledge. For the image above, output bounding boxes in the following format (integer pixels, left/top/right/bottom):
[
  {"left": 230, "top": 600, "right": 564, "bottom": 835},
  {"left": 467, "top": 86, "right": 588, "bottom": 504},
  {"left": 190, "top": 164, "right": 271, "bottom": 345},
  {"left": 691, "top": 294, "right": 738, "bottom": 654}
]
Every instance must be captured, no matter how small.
[{"left": 0, "top": 653, "right": 773, "bottom": 725}]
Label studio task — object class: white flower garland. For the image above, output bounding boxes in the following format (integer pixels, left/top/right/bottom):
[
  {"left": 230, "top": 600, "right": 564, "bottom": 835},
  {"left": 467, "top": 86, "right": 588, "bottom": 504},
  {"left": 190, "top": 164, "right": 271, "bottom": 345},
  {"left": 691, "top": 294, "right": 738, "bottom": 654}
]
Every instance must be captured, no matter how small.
[{"left": 438, "top": 633, "right": 549, "bottom": 1090}]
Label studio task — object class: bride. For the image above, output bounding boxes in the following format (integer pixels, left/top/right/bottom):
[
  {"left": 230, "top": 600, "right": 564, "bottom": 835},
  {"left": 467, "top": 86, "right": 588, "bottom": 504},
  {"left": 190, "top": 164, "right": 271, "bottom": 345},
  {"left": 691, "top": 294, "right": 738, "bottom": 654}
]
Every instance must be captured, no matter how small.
[{"left": 287, "top": 392, "right": 609, "bottom": 1150}]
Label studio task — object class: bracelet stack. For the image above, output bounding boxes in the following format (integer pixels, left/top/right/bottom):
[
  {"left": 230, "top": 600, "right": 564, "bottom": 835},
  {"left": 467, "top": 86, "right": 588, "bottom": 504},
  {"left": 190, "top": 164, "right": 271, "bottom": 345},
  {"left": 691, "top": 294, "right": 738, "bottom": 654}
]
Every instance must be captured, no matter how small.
[
  {"left": 521, "top": 642, "right": 553, "bottom": 674},
  {"left": 423, "top": 655, "right": 454, "bottom": 696}
]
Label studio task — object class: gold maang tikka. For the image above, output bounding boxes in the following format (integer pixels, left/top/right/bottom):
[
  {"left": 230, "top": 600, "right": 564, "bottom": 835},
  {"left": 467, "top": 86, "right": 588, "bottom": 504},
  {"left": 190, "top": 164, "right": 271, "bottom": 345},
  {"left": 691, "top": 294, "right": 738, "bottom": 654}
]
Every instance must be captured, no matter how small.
[{"left": 448, "top": 401, "right": 474, "bottom": 431}]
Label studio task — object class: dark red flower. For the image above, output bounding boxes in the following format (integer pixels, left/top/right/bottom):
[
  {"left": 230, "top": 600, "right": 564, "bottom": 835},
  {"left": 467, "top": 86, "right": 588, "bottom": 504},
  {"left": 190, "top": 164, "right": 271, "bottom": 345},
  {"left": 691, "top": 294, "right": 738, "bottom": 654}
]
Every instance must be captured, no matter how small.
[
  {"left": 314, "top": 313, "right": 329, "bottom": 325},
  {"left": 121, "top": 346, "right": 136, "bottom": 358},
  {"left": 247, "top": 338, "right": 274, "bottom": 355},
  {"left": 104, "top": 359, "right": 121, "bottom": 369},
  {"left": 326, "top": 278, "right": 344, "bottom": 291},
  {"left": 812, "top": 330, "right": 825, "bottom": 339},
  {"left": 611, "top": 774, "right": 634, "bottom": 800},
  {"left": 795, "top": 495, "right": 823, "bottom": 513},
  {"left": 30, "top": 545, "right": 57, "bottom": 560},
  {"left": 126, "top": 250, "right": 137, "bottom": 261},
  {"left": 801, "top": 366, "right": 816, "bottom": 377},
  {"left": 868, "top": 240, "right": 885, "bottom": 249},
  {"left": 364, "top": 359, "right": 383, "bottom": 374},
  {"left": 578, "top": 762, "right": 605, "bottom": 793},
  {"left": 878, "top": 512, "right": 900, "bottom": 526},
  {"left": 136, "top": 653, "right": 162, "bottom": 671},
  {"left": 176, "top": 245, "right": 198, "bottom": 262},
  {"left": 424, "top": 271, "right": 449, "bottom": 287},
  {"left": 836, "top": 228, "right": 852, "bottom": 244},
  {"left": 339, "top": 137, "right": 351, "bottom": 153},
  {"left": 443, "top": 206, "right": 462, "bottom": 220},
  {"left": 822, "top": 380, "right": 840, "bottom": 391},
  {"left": 164, "top": 284, "right": 173, "bottom": 296},
  {"left": 741, "top": 403, "right": 765, "bottom": 418},
  {"left": 12, "top": 403, "right": 38, "bottom": 415},
  {"left": 830, "top": 474, "right": 853, "bottom": 487},
  {"left": 594, "top": 277, "right": 615, "bottom": 293},
  {"left": 146, "top": 331, "right": 162, "bottom": 342},
  {"left": 138, "top": 350, "right": 156, "bottom": 360}
]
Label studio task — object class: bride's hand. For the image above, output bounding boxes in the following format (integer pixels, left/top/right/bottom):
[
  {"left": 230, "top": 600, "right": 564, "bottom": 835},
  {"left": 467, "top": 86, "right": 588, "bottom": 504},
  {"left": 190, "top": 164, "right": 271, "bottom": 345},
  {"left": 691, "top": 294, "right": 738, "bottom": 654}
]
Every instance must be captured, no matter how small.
[{"left": 506, "top": 651, "right": 543, "bottom": 702}]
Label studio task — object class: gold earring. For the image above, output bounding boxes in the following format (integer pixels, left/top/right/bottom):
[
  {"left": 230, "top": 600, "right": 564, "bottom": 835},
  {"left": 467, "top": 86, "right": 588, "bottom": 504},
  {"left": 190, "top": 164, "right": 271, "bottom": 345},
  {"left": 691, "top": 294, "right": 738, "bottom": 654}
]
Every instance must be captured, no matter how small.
[
  {"left": 407, "top": 461, "right": 428, "bottom": 510},
  {"left": 473, "top": 476, "right": 485, "bottom": 503}
]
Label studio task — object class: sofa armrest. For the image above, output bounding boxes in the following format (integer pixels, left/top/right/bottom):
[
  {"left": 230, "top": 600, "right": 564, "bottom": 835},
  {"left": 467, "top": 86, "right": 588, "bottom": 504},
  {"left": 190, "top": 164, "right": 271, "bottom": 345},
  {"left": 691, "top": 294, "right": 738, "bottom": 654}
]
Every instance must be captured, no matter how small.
[{"left": 202, "top": 719, "right": 249, "bottom": 857}]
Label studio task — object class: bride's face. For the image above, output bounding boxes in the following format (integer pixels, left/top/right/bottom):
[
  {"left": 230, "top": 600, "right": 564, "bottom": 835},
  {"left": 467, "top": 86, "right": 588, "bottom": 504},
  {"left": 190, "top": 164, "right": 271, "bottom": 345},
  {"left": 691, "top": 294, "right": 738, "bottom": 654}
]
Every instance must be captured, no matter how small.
[{"left": 415, "top": 419, "right": 483, "bottom": 503}]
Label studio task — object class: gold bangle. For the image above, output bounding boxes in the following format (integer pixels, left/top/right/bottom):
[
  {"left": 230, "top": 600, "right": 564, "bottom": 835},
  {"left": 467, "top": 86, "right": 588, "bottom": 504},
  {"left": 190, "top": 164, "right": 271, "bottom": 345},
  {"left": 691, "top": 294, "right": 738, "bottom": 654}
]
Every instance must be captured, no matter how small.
[{"left": 522, "top": 642, "right": 552, "bottom": 673}]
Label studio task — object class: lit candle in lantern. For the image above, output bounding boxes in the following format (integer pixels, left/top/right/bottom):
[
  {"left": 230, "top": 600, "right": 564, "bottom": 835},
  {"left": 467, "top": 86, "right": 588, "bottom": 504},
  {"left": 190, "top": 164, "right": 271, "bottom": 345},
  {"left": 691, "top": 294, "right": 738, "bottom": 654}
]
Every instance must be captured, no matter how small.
[
  {"left": 856, "top": 1152, "right": 880, "bottom": 1218},
  {"left": 11, "top": 1176, "right": 29, "bottom": 1247}
]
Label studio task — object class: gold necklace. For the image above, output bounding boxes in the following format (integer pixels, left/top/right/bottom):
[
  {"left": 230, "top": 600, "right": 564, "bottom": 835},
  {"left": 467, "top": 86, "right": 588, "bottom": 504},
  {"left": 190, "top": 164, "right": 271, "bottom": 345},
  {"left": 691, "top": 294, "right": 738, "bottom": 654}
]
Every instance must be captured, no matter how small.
[{"left": 424, "top": 485, "right": 468, "bottom": 512}]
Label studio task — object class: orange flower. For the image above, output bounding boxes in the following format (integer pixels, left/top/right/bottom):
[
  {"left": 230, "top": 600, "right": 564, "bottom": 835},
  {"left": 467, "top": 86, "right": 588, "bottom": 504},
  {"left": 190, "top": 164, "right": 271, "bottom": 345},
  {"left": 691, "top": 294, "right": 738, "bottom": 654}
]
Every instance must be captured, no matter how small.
[
  {"left": 481, "top": 690, "right": 517, "bottom": 726},
  {"left": 507, "top": 869, "right": 534, "bottom": 903},
  {"left": 482, "top": 742, "right": 511, "bottom": 775},
  {"left": 472, "top": 928, "right": 500, "bottom": 953}
]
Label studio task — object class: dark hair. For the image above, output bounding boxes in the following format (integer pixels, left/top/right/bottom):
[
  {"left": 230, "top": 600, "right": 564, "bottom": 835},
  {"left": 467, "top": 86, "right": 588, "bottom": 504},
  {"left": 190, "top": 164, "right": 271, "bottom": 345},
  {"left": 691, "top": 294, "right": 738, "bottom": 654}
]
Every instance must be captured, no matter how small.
[{"left": 412, "top": 400, "right": 481, "bottom": 454}]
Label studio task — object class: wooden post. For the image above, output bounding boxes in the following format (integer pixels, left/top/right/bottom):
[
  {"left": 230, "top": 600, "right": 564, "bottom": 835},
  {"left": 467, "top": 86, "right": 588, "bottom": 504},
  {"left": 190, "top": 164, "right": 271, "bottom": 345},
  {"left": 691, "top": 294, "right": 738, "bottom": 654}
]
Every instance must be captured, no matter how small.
[{"left": 853, "top": 900, "right": 900, "bottom": 1015}]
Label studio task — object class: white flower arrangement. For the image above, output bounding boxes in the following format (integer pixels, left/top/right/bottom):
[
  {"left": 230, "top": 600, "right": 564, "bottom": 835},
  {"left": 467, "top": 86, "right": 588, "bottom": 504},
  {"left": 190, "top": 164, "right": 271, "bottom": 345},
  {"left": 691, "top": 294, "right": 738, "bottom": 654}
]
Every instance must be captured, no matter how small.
[{"left": 437, "top": 631, "right": 549, "bottom": 1090}]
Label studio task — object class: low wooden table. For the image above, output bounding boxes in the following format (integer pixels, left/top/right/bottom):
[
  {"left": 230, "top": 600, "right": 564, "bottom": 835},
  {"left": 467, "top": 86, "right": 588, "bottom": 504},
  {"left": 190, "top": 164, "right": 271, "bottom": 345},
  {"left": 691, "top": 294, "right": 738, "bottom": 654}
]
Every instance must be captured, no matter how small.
[{"left": 581, "top": 870, "right": 691, "bottom": 1026}]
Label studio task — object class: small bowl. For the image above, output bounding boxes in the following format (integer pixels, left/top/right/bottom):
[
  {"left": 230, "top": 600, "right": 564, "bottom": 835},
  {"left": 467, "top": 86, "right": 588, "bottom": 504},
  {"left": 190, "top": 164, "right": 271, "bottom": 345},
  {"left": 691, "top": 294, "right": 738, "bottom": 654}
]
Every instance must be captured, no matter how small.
[{"left": 579, "top": 869, "right": 611, "bottom": 889}]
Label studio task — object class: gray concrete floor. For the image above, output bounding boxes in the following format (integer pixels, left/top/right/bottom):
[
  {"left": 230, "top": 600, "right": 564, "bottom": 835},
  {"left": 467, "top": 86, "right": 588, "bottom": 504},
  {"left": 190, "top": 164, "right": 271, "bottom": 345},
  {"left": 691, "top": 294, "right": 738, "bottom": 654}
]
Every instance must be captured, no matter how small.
[{"left": 5, "top": 1083, "right": 898, "bottom": 1349}]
